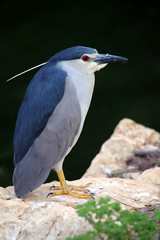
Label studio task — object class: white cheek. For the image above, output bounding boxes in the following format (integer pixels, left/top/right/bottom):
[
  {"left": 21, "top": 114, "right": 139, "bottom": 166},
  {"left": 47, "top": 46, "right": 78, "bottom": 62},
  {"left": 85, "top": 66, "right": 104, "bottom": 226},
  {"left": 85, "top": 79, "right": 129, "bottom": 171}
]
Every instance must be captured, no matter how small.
[
  {"left": 88, "top": 62, "right": 98, "bottom": 74},
  {"left": 96, "top": 63, "right": 108, "bottom": 71},
  {"left": 87, "top": 62, "right": 108, "bottom": 74}
]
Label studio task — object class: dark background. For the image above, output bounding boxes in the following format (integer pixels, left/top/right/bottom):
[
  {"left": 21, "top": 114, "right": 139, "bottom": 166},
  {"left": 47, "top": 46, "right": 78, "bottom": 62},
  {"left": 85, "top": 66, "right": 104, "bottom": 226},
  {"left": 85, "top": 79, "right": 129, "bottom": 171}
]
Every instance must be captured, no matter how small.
[{"left": 0, "top": 1, "right": 160, "bottom": 187}]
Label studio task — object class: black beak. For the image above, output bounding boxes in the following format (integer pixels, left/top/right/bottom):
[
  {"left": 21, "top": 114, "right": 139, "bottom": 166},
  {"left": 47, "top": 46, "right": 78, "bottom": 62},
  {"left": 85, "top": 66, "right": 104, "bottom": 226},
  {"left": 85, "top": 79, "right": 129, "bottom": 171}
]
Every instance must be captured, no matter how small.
[{"left": 94, "top": 54, "right": 128, "bottom": 64}]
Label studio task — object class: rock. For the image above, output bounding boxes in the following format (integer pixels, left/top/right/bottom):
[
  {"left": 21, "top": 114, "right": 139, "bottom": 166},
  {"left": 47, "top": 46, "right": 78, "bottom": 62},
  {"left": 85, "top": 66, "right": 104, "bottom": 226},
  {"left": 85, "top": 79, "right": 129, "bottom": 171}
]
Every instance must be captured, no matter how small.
[
  {"left": 1, "top": 118, "right": 160, "bottom": 240},
  {"left": 83, "top": 118, "right": 160, "bottom": 178},
  {"left": 0, "top": 182, "right": 93, "bottom": 240}
]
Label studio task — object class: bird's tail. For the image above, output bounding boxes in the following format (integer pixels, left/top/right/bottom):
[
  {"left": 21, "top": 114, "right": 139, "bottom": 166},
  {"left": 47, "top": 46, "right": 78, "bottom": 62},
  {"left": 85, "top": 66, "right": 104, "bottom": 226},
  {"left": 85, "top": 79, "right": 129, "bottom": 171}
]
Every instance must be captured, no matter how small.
[{"left": 13, "top": 156, "right": 51, "bottom": 198}]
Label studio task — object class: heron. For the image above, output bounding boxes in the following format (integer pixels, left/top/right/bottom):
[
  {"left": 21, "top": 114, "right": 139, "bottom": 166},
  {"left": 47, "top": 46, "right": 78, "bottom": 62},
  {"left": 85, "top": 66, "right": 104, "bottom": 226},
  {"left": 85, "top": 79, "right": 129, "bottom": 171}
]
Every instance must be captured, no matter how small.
[{"left": 10, "top": 46, "right": 127, "bottom": 198}]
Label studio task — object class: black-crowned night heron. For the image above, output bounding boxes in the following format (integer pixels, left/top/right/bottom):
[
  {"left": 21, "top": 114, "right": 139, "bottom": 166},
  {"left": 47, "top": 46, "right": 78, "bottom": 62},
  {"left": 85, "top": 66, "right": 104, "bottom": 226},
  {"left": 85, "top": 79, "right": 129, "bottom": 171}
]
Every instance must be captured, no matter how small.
[{"left": 10, "top": 46, "right": 127, "bottom": 198}]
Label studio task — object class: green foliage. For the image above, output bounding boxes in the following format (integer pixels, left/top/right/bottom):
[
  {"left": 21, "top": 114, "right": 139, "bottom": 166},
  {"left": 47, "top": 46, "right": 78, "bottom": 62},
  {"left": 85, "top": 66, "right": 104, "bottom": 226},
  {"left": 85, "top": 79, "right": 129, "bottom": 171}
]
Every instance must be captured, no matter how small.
[
  {"left": 66, "top": 198, "right": 160, "bottom": 240},
  {"left": 154, "top": 209, "right": 160, "bottom": 222}
]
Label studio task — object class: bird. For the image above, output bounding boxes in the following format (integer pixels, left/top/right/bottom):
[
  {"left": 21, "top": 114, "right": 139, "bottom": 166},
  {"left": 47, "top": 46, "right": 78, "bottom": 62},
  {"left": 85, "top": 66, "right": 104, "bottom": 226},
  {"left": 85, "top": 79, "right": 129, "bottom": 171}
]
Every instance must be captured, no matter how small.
[{"left": 11, "top": 46, "right": 127, "bottom": 198}]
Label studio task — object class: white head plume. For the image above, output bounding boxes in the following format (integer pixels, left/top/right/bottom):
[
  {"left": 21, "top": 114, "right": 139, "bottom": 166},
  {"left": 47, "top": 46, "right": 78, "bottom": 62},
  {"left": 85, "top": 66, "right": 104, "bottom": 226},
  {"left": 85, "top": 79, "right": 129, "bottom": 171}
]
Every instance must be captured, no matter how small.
[{"left": 7, "top": 62, "right": 47, "bottom": 82}]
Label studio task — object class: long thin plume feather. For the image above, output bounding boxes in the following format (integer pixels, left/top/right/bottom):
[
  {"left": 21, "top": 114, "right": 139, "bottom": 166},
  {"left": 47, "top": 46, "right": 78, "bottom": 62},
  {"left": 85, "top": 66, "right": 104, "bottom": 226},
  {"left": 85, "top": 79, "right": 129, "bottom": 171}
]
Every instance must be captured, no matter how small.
[{"left": 7, "top": 62, "right": 47, "bottom": 82}]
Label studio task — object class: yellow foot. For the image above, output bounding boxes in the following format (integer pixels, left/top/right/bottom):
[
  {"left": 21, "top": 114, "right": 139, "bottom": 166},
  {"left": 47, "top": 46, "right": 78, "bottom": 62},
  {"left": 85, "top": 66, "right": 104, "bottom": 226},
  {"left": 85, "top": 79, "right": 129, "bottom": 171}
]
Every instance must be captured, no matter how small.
[
  {"left": 47, "top": 169, "right": 94, "bottom": 199},
  {"left": 48, "top": 183, "right": 93, "bottom": 199},
  {"left": 48, "top": 189, "right": 93, "bottom": 199},
  {"left": 50, "top": 183, "right": 91, "bottom": 192}
]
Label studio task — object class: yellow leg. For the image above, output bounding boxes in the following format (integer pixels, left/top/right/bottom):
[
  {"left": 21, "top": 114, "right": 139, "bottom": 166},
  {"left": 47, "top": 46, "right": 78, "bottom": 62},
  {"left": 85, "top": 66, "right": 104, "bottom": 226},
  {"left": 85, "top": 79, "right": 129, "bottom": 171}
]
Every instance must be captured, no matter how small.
[{"left": 48, "top": 169, "right": 92, "bottom": 199}]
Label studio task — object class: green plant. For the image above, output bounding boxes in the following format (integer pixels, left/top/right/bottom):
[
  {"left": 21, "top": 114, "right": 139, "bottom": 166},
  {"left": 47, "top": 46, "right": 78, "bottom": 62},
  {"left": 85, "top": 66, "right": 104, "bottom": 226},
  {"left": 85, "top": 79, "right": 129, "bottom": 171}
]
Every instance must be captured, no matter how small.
[{"left": 66, "top": 198, "right": 160, "bottom": 240}]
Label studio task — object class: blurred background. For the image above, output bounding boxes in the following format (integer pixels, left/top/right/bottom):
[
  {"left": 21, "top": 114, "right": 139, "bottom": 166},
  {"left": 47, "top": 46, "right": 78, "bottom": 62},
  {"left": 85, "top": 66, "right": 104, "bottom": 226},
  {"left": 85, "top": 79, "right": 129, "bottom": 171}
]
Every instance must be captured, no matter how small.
[{"left": 0, "top": 1, "right": 160, "bottom": 187}]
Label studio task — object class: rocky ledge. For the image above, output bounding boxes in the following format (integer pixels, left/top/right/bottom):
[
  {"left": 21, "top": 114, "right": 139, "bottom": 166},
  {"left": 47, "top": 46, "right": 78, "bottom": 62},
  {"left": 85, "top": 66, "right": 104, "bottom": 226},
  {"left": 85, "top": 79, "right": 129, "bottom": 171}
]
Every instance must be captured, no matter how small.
[{"left": 1, "top": 119, "right": 160, "bottom": 240}]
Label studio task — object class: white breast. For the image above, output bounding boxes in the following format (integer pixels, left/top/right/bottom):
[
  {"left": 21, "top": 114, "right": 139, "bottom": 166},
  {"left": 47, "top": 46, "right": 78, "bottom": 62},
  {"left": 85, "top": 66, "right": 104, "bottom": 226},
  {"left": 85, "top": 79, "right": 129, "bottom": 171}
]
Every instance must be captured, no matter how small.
[{"left": 58, "top": 59, "right": 95, "bottom": 152}]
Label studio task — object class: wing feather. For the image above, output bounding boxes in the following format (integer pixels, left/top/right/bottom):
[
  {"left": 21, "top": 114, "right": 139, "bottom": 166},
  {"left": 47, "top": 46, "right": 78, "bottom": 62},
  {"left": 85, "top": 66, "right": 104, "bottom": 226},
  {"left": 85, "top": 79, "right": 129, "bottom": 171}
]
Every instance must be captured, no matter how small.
[{"left": 14, "top": 63, "right": 66, "bottom": 164}]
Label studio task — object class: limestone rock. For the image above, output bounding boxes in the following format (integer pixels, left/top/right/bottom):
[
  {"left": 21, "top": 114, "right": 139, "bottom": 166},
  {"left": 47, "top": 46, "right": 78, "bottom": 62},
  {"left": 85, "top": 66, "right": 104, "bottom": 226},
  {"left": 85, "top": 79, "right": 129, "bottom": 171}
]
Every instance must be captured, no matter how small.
[
  {"left": 1, "top": 118, "right": 160, "bottom": 240},
  {"left": 83, "top": 118, "right": 160, "bottom": 178}
]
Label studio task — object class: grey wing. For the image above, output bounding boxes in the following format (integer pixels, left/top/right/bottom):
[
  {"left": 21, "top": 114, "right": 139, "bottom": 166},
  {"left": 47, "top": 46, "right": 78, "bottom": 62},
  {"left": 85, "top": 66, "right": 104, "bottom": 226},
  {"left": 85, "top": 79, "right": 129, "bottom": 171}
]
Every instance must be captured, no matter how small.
[{"left": 13, "top": 78, "right": 81, "bottom": 198}]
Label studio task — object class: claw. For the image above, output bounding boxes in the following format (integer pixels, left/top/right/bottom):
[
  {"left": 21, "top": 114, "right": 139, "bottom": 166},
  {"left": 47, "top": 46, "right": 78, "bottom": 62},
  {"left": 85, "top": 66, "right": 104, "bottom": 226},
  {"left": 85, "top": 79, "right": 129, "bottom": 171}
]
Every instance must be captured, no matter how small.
[
  {"left": 47, "top": 192, "right": 53, "bottom": 197},
  {"left": 50, "top": 185, "right": 56, "bottom": 190},
  {"left": 91, "top": 193, "right": 95, "bottom": 199}
]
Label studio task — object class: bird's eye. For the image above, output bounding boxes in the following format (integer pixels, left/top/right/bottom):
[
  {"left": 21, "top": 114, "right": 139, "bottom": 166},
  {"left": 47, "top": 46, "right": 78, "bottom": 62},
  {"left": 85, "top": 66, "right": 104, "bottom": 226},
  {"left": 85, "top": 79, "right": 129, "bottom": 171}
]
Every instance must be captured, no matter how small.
[{"left": 82, "top": 55, "right": 89, "bottom": 61}]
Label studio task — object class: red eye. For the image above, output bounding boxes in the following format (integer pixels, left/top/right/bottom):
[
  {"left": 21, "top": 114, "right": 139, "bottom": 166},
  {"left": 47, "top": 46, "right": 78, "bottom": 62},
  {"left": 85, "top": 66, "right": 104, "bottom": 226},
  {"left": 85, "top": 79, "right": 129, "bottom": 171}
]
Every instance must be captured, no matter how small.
[{"left": 82, "top": 55, "right": 89, "bottom": 61}]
